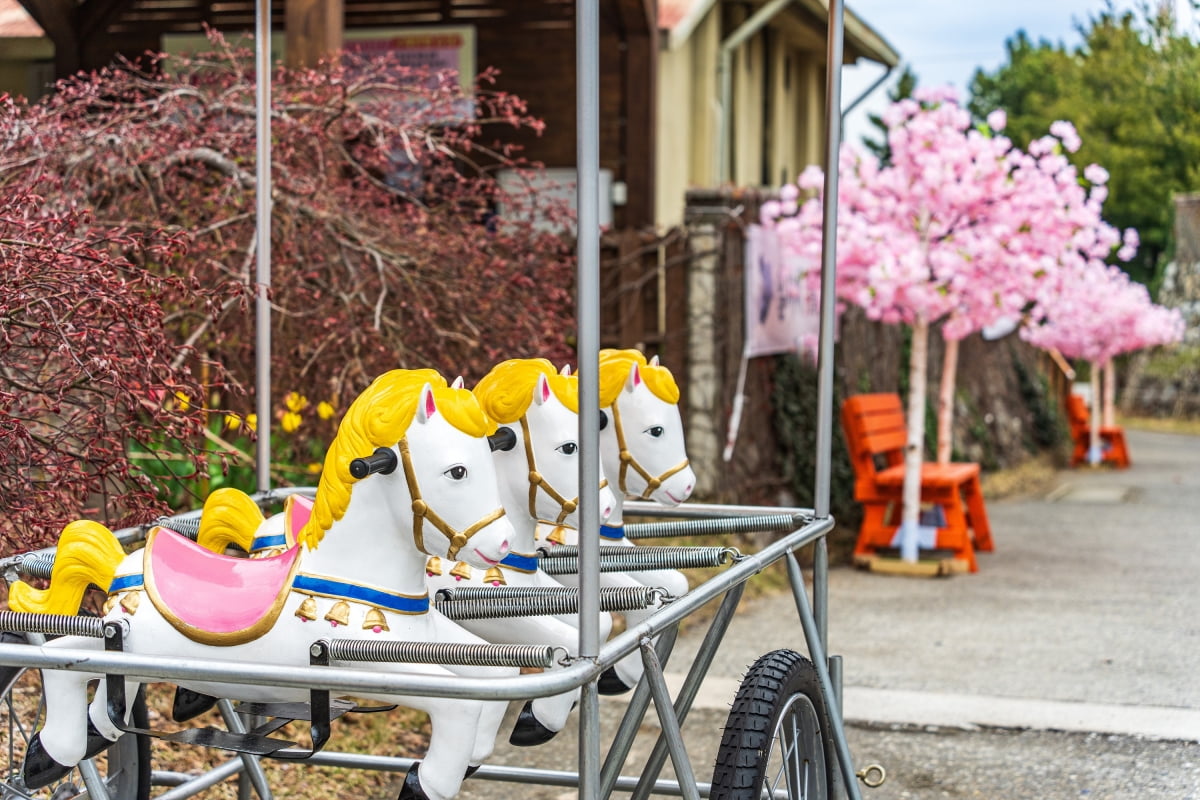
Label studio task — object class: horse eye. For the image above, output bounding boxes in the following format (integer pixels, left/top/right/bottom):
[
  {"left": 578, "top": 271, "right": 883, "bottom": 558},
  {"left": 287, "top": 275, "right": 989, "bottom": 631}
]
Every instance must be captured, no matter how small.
[
  {"left": 557, "top": 442, "right": 578, "bottom": 456},
  {"left": 646, "top": 426, "right": 665, "bottom": 438},
  {"left": 445, "top": 465, "right": 468, "bottom": 480}
]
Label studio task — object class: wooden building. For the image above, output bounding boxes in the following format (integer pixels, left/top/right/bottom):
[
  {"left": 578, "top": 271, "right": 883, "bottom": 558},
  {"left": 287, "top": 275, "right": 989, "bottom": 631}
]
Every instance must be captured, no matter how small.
[{"left": 5, "top": 0, "right": 897, "bottom": 230}]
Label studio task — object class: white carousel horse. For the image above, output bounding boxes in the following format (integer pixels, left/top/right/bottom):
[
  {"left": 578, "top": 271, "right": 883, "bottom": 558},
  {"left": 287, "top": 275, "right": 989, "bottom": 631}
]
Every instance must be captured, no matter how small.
[
  {"left": 541, "top": 349, "right": 696, "bottom": 692},
  {"left": 425, "top": 358, "right": 618, "bottom": 746},
  {"left": 10, "top": 370, "right": 518, "bottom": 800}
]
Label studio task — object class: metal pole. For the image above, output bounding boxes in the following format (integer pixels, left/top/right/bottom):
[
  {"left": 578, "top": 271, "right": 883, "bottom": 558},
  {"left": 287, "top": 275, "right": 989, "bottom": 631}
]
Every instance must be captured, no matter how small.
[
  {"left": 576, "top": 0, "right": 602, "bottom": 797},
  {"left": 812, "top": 0, "right": 845, "bottom": 651},
  {"left": 254, "top": 0, "right": 273, "bottom": 493}
]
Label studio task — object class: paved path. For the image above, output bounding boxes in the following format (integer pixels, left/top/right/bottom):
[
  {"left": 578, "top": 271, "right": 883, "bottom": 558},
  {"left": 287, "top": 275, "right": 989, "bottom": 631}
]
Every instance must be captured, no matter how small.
[{"left": 451, "top": 428, "right": 1200, "bottom": 799}]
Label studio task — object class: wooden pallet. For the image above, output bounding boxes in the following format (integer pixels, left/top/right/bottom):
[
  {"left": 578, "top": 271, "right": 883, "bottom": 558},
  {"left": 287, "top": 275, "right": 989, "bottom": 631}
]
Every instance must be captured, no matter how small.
[{"left": 853, "top": 549, "right": 970, "bottom": 577}]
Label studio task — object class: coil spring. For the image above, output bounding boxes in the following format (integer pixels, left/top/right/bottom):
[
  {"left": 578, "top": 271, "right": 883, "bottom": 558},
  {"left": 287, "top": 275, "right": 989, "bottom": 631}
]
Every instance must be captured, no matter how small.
[
  {"left": 0, "top": 611, "right": 105, "bottom": 638},
  {"left": 536, "top": 545, "right": 741, "bottom": 575},
  {"left": 16, "top": 553, "right": 56, "bottom": 580},
  {"left": 324, "top": 639, "right": 556, "bottom": 668},
  {"left": 434, "top": 586, "right": 663, "bottom": 620},
  {"left": 621, "top": 513, "right": 806, "bottom": 540},
  {"left": 155, "top": 515, "right": 202, "bottom": 540}
]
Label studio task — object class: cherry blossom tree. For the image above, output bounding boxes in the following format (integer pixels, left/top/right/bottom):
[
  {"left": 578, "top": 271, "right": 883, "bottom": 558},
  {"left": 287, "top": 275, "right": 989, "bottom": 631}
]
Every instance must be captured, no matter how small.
[
  {"left": 1023, "top": 261, "right": 1184, "bottom": 463},
  {"left": 762, "top": 88, "right": 1135, "bottom": 561}
]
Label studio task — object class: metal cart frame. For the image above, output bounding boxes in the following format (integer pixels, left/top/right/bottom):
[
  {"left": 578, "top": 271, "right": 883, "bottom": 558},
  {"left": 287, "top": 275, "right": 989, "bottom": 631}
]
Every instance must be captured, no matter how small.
[{"left": 0, "top": 1, "right": 860, "bottom": 798}]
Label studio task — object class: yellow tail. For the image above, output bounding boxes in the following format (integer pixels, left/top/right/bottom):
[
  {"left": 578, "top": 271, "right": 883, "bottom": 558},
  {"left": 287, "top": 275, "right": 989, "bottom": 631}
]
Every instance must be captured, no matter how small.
[
  {"left": 196, "top": 488, "right": 265, "bottom": 553},
  {"left": 9, "top": 520, "right": 125, "bottom": 616}
]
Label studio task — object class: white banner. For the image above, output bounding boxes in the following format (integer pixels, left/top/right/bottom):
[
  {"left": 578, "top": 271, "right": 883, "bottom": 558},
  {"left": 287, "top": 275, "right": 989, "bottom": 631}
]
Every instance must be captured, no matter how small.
[{"left": 743, "top": 224, "right": 818, "bottom": 358}]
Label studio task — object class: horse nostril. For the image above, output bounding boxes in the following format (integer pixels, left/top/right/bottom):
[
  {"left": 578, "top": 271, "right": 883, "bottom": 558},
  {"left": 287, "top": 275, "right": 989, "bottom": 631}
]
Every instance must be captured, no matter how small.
[
  {"left": 603, "top": 506, "right": 613, "bottom": 520},
  {"left": 499, "top": 539, "right": 510, "bottom": 556}
]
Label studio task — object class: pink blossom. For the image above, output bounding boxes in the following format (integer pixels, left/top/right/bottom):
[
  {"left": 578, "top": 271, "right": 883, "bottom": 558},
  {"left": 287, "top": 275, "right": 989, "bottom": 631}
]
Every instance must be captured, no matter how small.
[
  {"left": 1084, "top": 164, "right": 1109, "bottom": 185},
  {"left": 986, "top": 109, "right": 1007, "bottom": 132}
]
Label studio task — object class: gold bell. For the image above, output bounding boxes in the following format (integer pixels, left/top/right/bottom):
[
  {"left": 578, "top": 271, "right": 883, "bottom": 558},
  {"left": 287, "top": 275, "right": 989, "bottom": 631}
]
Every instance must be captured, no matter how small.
[
  {"left": 324, "top": 600, "right": 351, "bottom": 627},
  {"left": 483, "top": 566, "right": 506, "bottom": 586},
  {"left": 450, "top": 561, "right": 472, "bottom": 581},
  {"left": 546, "top": 526, "right": 568, "bottom": 546},
  {"left": 426, "top": 556, "right": 444, "bottom": 577},
  {"left": 363, "top": 607, "right": 389, "bottom": 633},
  {"left": 102, "top": 594, "right": 119, "bottom": 615},
  {"left": 119, "top": 592, "right": 140, "bottom": 615},
  {"left": 295, "top": 595, "right": 318, "bottom": 622}
]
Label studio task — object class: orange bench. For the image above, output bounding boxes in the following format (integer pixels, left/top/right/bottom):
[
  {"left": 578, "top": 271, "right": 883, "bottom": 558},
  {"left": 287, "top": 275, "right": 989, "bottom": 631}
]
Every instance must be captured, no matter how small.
[
  {"left": 841, "top": 393, "right": 993, "bottom": 572},
  {"left": 1065, "top": 394, "right": 1130, "bottom": 468}
]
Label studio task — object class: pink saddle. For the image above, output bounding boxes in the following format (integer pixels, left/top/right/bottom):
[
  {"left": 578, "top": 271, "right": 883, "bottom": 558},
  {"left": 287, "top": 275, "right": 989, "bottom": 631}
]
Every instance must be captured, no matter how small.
[{"left": 143, "top": 526, "right": 301, "bottom": 645}]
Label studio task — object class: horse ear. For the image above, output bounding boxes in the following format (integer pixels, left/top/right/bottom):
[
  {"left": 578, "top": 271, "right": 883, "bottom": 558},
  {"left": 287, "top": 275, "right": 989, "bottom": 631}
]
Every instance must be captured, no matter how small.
[
  {"left": 649, "top": 354, "right": 660, "bottom": 367},
  {"left": 533, "top": 372, "right": 552, "bottom": 406},
  {"left": 625, "top": 362, "right": 643, "bottom": 393},
  {"left": 451, "top": 376, "right": 465, "bottom": 390},
  {"left": 560, "top": 364, "right": 572, "bottom": 377},
  {"left": 416, "top": 382, "right": 438, "bottom": 424}
]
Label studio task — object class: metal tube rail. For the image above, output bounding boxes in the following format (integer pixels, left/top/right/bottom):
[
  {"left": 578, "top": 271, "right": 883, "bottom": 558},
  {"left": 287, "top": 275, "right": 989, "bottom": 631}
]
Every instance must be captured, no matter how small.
[{"left": 0, "top": 517, "right": 833, "bottom": 702}]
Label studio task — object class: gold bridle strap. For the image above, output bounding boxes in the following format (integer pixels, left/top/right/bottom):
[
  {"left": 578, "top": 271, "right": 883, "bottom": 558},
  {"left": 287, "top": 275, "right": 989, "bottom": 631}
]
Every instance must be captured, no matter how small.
[
  {"left": 610, "top": 401, "right": 690, "bottom": 501},
  {"left": 398, "top": 439, "right": 507, "bottom": 560},
  {"left": 519, "top": 417, "right": 608, "bottom": 526}
]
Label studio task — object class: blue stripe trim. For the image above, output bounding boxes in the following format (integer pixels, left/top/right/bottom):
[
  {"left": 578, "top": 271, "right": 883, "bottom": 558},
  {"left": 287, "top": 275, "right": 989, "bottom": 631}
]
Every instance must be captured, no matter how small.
[
  {"left": 499, "top": 552, "right": 539, "bottom": 572},
  {"left": 293, "top": 575, "right": 429, "bottom": 614},
  {"left": 109, "top": 574, "right": 144, "bottom": 592},
  {"left": 600, "top": 525, "right": 626, "bottom": 540},
  {"left": 251, "top": 534, "right": 289, "bottom": 550}
]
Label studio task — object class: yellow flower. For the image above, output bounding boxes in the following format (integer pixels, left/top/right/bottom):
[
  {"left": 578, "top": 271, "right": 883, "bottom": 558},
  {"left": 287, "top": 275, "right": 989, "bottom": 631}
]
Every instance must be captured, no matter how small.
[
  {"left": 306, "top": 462, "right": 322, "bottom": 474},
  {"left": 174, "top": 391, "right": 191, "bottom": 412},
  {"left": 245, "top": 414, "right": 258, "bottom": 433},
  {"left": 284, "top": 392, "right": 309, "bottom": 413},
  {"left": 224, "top": 413, "right": 242, "bottom": 430},
  {"left": 317, "top": 401, "right": 335, "bottom": 420},
  {"left": 281, "top": 411, "right": 303, "bottom": 433}
]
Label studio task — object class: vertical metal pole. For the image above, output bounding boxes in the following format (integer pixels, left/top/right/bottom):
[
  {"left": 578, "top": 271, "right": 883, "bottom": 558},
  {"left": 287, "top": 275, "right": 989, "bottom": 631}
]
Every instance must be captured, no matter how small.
[
  {"left": 576, "top": 1, "right": 601, "bottom": 798},
  {"left": 254, "top": 0, "right": 273, "bottom": 493},
  {"left": 812, "top": 0, "right": 845, "bottom": 652}
]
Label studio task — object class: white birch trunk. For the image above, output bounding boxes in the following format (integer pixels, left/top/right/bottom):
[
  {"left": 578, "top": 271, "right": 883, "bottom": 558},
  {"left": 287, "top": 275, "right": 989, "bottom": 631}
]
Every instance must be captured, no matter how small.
[
  {"left": 936, "top": 336, "right": 958, "bottom": 465},
  {"left": 1102, "top": 359, "right": 1117, "bottom": 428},
  {"left": 1089, "top": 363, "right": 1103, "bottom": 465},
  {"left": 899, "top": 317, "right": 930, "bottom": 562}
]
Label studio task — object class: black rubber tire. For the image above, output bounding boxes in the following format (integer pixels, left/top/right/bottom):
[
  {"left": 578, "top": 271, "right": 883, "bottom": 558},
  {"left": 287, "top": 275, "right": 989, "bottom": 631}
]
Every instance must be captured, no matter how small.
[
  {"left": 0, "top": 631, "right": 151, "bottom": 800},
  {"left": 710, "top": 649, "right": 835, "bottom": 800}
]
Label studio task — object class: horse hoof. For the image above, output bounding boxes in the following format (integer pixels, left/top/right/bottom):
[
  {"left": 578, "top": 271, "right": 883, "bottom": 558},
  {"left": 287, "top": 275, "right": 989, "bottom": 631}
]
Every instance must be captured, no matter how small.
[
  {"left": 508, "top": 700, "right": 558, "bottom": 747},
  {"left": 396, "top": 763, "right": 430, "bottom": 800},
  {"left": 597, "top": 667, "right": 633, "bottom": 695},
  {"left": 21, "top": 733, "right": 72, "bottom": 790},
  {"left": 172, "top": 686, "right": 218, "bottom": 722},
  {"left": 83, "top": 719, "right": 116, "bottom": 760}
]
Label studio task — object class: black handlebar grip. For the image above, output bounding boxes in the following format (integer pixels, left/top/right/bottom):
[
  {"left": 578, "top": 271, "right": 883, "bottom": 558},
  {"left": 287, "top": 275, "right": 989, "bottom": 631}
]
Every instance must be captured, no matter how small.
[
  {"left": 349, "top": 447, "right": 399, "bottom": 479},
  {"left": 488, "top": 427, "right": 517, "bottom": 452}
]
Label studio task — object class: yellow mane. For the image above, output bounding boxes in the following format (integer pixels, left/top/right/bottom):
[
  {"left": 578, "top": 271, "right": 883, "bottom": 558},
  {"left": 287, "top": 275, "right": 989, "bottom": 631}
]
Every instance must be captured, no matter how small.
[
  {"left": 473, "top": 358, "right": 580, "bottom": 423},
  {"left": 299, "top": 369, "right": 494, "bottom": 548},
  {"left": 598, "top": 349, "right": 680, "bottom": 406}
]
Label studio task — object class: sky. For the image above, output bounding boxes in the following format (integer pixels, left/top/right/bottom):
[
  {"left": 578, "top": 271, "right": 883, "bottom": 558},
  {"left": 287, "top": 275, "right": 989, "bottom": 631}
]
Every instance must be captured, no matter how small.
[{"left": 840, "top": 0, "right": 1200, "bottom": 148}]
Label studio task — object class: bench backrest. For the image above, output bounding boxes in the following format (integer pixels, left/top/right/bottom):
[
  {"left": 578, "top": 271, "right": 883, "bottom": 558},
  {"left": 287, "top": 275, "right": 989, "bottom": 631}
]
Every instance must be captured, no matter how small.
[
  {"left": 1065, "top": 394, "right": 1090, "bottom": 435},
  {"left": 841, "top": 393, "right": 906, "bottom": 494}
]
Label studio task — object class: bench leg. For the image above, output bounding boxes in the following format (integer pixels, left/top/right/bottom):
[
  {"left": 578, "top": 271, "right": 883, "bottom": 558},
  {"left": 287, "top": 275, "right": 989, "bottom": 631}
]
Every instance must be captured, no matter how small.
[
  {"left": 961, "top": 475, "right": 993, "bottom": 552},
  {"left": 855, "top": 501, "right": 894, "bottom": 558},
  {"left": 937, "top": 494, "right": 977, "bottom": 573},
  {"left": 1104, "top": 431, "right": 1131, "bottom": 469}
]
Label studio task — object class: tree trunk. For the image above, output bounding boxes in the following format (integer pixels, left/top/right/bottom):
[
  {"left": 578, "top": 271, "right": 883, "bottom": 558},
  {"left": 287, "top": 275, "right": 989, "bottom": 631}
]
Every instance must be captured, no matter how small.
[
  {"left": 1089, "top": 363, "right": 1103, "bottom": 465},
  {"left": 1103, "top": 359, "right": 1117, "bottom": 428},
  {"left": 899, "top": 317, "right": 930, "bottom": 562},
  {"left": 936, "top": 336, "right": 959, "bottom": 464}
]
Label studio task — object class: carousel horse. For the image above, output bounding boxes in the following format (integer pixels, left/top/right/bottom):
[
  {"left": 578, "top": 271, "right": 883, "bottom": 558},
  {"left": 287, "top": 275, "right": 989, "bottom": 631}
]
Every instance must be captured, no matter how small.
[
  {"left": 541, "top": 349, "right": 696, "bottom": 693},
  {"left": 425, "top": 358, "right": 618, "bottom": 746},
  {"left": 10, "top": 370, "right": 519, "bottom": 800}
]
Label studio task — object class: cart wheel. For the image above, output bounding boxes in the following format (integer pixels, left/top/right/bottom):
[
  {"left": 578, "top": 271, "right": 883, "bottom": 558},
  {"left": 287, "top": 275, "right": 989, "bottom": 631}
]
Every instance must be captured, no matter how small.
[
  {"left": 0, "top": 631, "right": 151, "bottom": 800},
  {"left": 710, "top": 649, "right": 834, "bottom": 800}
]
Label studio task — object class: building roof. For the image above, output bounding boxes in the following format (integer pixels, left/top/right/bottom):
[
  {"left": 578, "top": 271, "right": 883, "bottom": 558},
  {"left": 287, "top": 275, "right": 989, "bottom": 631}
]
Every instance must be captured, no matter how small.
[
  {"left": 0, "top": 0, "right": 43, "bottom": 37},
  {"left": 659, "top": 0, "right": 899, "bottom": 68}
]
